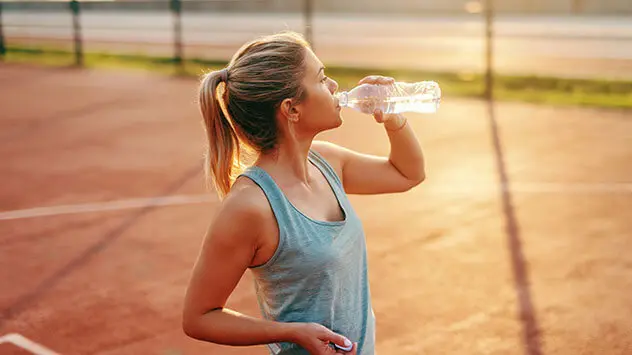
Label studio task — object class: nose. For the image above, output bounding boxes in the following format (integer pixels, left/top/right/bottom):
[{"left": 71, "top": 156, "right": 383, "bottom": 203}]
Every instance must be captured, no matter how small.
[{"left": 329, "top": 78, "right": 339, "bottom": 94}]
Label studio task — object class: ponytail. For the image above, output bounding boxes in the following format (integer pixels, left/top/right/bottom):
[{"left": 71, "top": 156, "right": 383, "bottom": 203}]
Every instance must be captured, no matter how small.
[
  {"left": 199, "top": 70, "right": 242, "bottom": 199},
  {"left": 197, "top": 32, "right": 310, "bottom": 198}
]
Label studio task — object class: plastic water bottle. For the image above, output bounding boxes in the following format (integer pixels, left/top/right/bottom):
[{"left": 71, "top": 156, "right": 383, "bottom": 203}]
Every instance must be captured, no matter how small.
[{"left": 335, "top": 81, "right": 441, "bottom": 114}]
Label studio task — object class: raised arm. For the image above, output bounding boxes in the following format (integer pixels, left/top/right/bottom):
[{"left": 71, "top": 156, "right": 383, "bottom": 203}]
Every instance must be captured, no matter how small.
[{"left": 312, "top": 75, "right": 425, "bottom": 195}]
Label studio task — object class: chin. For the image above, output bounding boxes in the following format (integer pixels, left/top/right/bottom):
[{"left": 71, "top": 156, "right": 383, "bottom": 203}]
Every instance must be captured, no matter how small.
[
  {"left": 331, "top": 115, "right": 344, "bottom": 128},
  {"left": 317, "top": 116, "right": 343, "bottom": 133},
  {"left": 333, "top": 114, "right": 344, "bottom": 128},
  {"left": 319, "top": 113, "right": 344, "bottom": 132}
]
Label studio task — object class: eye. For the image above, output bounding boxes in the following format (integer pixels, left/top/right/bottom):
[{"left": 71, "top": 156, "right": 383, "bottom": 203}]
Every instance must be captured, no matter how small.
[{"left": 321, "top": 76, "right": 328, "bottom": 83}]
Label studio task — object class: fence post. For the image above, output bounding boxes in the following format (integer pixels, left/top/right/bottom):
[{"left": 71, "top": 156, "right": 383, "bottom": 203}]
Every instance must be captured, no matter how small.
[
  {"left": 571, "top": 0, "right": 583, "bottom": 14},
  {"left": 171, "top": 0, "right": 184, "bottom": 74},
  {"left": 484, "top": 0, "right": 494, "bottom": 101},
  {"left": 304, "top": 0, "right": 313, "bottom": 49},
  {"left": 70, "top": 0, "right": 83, "bottom": 67},
  {"left": 0, "top": 2, "right": 6, "bottom": 59}
]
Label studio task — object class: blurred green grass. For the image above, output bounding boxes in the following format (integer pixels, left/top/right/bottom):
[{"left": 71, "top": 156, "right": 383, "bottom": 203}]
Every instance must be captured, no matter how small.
[{"left": 4, "top": 45, "right": 632, "bottom": 110}]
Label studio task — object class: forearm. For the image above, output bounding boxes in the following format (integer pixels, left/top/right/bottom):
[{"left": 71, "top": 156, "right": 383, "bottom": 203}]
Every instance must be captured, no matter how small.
[
  {"left": 184, "top": 307, "right": 299, "bottom": 347},
  {"left": 384, "top": 115, "right": 425, "bottom": 182}
]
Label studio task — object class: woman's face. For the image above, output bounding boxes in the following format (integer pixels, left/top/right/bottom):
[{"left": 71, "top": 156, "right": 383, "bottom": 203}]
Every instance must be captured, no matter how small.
[{"left": 295, "top": 49, "right": 342, "bottom": 134}]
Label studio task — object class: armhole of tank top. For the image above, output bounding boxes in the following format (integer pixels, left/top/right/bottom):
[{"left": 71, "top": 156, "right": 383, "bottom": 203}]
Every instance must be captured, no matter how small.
[
  {"left": 308, "top": 149, "right": 344, "bottom": 189},
  {"left": 237, "top": 171, "right": 286, "bottom": 270}
]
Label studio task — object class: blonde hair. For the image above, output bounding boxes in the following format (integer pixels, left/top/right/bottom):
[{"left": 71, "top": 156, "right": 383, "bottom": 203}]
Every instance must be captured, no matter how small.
[{"left": 199, "top": 31, "right": 310, "bottom": 199}]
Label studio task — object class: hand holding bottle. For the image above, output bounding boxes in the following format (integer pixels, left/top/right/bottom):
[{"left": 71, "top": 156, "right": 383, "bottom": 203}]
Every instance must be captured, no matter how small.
[
  {"left": 353, "top": 75, "right": 405, "bottom": 127},
  {"left": 335, "top": 75, "right": 441, "bottom": 115}
]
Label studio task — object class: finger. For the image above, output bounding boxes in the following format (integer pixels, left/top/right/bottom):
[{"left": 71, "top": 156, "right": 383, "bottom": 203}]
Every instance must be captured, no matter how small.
[
  {"left": 373, "top": 109, "right": 384, "bottom": 123},
  {"left": 322, "top": 331, "right": 352, "bottom": 351},
  {"left": 338, "top": 342, "right": 358, "bottom": 354},
  {"left": 357, "top": 75, "right": 381, "bottom": 85},
  {"left": 359, "top": 75, "right": 395, "bottom": 85},
  {"left": 377, "top": 76, "right": 395, "bottom": 85},
  {"left": 332, "top": 342, "right": 354, "bottom": 353}
]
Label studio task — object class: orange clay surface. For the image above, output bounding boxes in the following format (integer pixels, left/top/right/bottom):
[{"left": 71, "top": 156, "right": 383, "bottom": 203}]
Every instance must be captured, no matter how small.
[{"left": 1, "top": 64, "right": 631, "bottom": 355}]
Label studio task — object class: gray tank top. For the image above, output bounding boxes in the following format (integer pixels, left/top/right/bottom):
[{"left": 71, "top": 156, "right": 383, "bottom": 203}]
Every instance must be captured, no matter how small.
[{"left": 239, "top": 149, "right": 376, "bottom": 354}]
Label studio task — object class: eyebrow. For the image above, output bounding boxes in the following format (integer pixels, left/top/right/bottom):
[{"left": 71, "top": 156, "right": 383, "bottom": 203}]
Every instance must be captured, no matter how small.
[{"left": 316, "top": 66, "right": 325, "bottom": 78}]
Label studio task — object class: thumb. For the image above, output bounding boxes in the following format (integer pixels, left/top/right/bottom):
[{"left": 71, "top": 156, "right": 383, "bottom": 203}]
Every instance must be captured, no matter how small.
[
  {"left": 373, "top": 109, "right": 384, "bottom": 123},
  {"left": 323, "top": 330, "right": 352, "bottom": 350},
  {"left": 337, "top": 342, "right": 358, "bottom": 354}
]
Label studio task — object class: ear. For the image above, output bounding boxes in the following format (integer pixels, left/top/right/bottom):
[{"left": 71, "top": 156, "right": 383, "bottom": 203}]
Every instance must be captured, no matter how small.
[{"left": 280, "top": 98, "right": 300, "bottom": 123}]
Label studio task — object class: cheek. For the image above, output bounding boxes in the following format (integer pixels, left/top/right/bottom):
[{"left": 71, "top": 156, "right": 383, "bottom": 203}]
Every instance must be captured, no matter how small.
[
  {"left": 301, "top": 86, "right": 335, "bottom": 124},
  {"left": 307, "top": 89, "right": 330, "bottom": 109},
  {"left": 319, "top": 87, "right": 334, "bottom": 105}
]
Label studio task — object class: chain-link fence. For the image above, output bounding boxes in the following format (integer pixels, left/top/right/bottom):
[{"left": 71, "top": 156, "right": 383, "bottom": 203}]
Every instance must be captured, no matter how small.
[{"left": 1, "top": 0, "right": 631, "bottom": 97}]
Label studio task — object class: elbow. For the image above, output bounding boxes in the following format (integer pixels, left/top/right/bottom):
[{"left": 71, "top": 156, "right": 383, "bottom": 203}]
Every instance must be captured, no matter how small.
[
  {"left": 182, "top": 319, "right": 209, "bottom": 342},
  {"left": 411, "top": 171, "right": 426, "bottom": 187},
  {"left": 182, "top": 307, "right": 221, "bottom": 341},
  {"left": 182, "top": 316, "right": 199, "bottom": 340},
  {"left": 403, "top": 171, "right": 425, "bottom": 191},
  {"left": 415, "top": 171, "right": 426, "bottom": 185},
  {"left": 182, "top": 311, "right": 206, "bottom": 341}
]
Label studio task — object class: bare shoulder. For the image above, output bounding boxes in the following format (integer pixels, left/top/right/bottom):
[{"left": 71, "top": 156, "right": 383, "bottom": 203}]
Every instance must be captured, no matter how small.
[
  {"left": 311, "top": 140, "right": 344, "bottom": 160},
  {"left": 223, "top": 176, "right": 271, "bottom": 217},
  {"left": 310, "top": 140, "right": 347, "bottom": 174},
  {"left": 182, "top": 177, "right": 277, "bottom": 325},
  {"left": 206, "top": 176, "right": 275, "bottom": 251}
]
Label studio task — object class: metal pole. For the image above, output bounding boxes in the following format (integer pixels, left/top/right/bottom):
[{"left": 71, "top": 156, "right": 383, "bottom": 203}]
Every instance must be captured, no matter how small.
[
  {"left": 70, "top": 0, "right": 83, "bottom": 67},
  {"left": 572, "top": 0, "right": 583, "bottom": 14},
  {"left": 484, "top": 0, "right": 494, "bottom": 101},
  {"left": 304, "top": 0, "right": 313, "bottom": 49},
  {"left": 171, "top": 0, "right": 184, "bottom": 74},
  {"left": 0, "top": 2, "right": 6, "bottom": 58}
]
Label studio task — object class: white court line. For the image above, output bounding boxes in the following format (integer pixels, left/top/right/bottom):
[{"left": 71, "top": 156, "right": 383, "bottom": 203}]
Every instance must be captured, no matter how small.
[
  {"left": 0, "top": 194, "right": 215, "bottom": 221},
  {"left": 0, "top": 182, "right": 630, "bottom": 221},
  {"left": 426, "top": 182, "right": 632, "bottom": 194},
  {"left": 0, "top": 333, "right": 60, "bottom": 355}
]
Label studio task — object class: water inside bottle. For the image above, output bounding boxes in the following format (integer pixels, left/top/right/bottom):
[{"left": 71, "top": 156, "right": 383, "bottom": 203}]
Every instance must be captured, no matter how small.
[
  {"left": 343, "top": 92, "right": 439, "bottom": 114},
  {"left": 336, "top": 81, "right": 441, "bottom": 114},
  {"left": 349, "top": 92, "right": 440, "bottom": 114}
]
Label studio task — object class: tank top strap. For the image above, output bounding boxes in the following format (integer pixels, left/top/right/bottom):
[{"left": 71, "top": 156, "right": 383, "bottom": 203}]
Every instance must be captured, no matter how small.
[
  {"left": 238, "top": 165, "right": 293, "bottom": 232},
  {"left": 237, "top": 149, "right": 346, "bottom": 227},
  {"left": 307, "top": 149, "right": 344, "bottom": 192}
]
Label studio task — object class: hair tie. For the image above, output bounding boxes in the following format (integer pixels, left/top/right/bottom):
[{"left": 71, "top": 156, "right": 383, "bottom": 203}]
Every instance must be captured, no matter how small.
[{"left": 219, "top": 68, "right": 228, "bottom": 83}]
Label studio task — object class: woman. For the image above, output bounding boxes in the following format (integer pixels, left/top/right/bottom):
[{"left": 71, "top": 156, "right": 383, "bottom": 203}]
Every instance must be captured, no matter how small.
[{"left": 182, "top": 31, "right": 425, "bottom": 355}]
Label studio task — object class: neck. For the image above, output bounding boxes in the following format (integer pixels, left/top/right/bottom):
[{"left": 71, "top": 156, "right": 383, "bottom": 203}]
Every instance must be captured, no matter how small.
[{"left": 256, "top": 133, "right": 315, "bottom": 186}]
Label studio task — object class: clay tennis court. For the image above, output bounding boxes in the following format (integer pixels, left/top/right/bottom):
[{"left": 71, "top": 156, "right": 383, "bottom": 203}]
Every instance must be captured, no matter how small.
[{"left": 0, "top": 63, "right": 631, "bottom": 355}]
